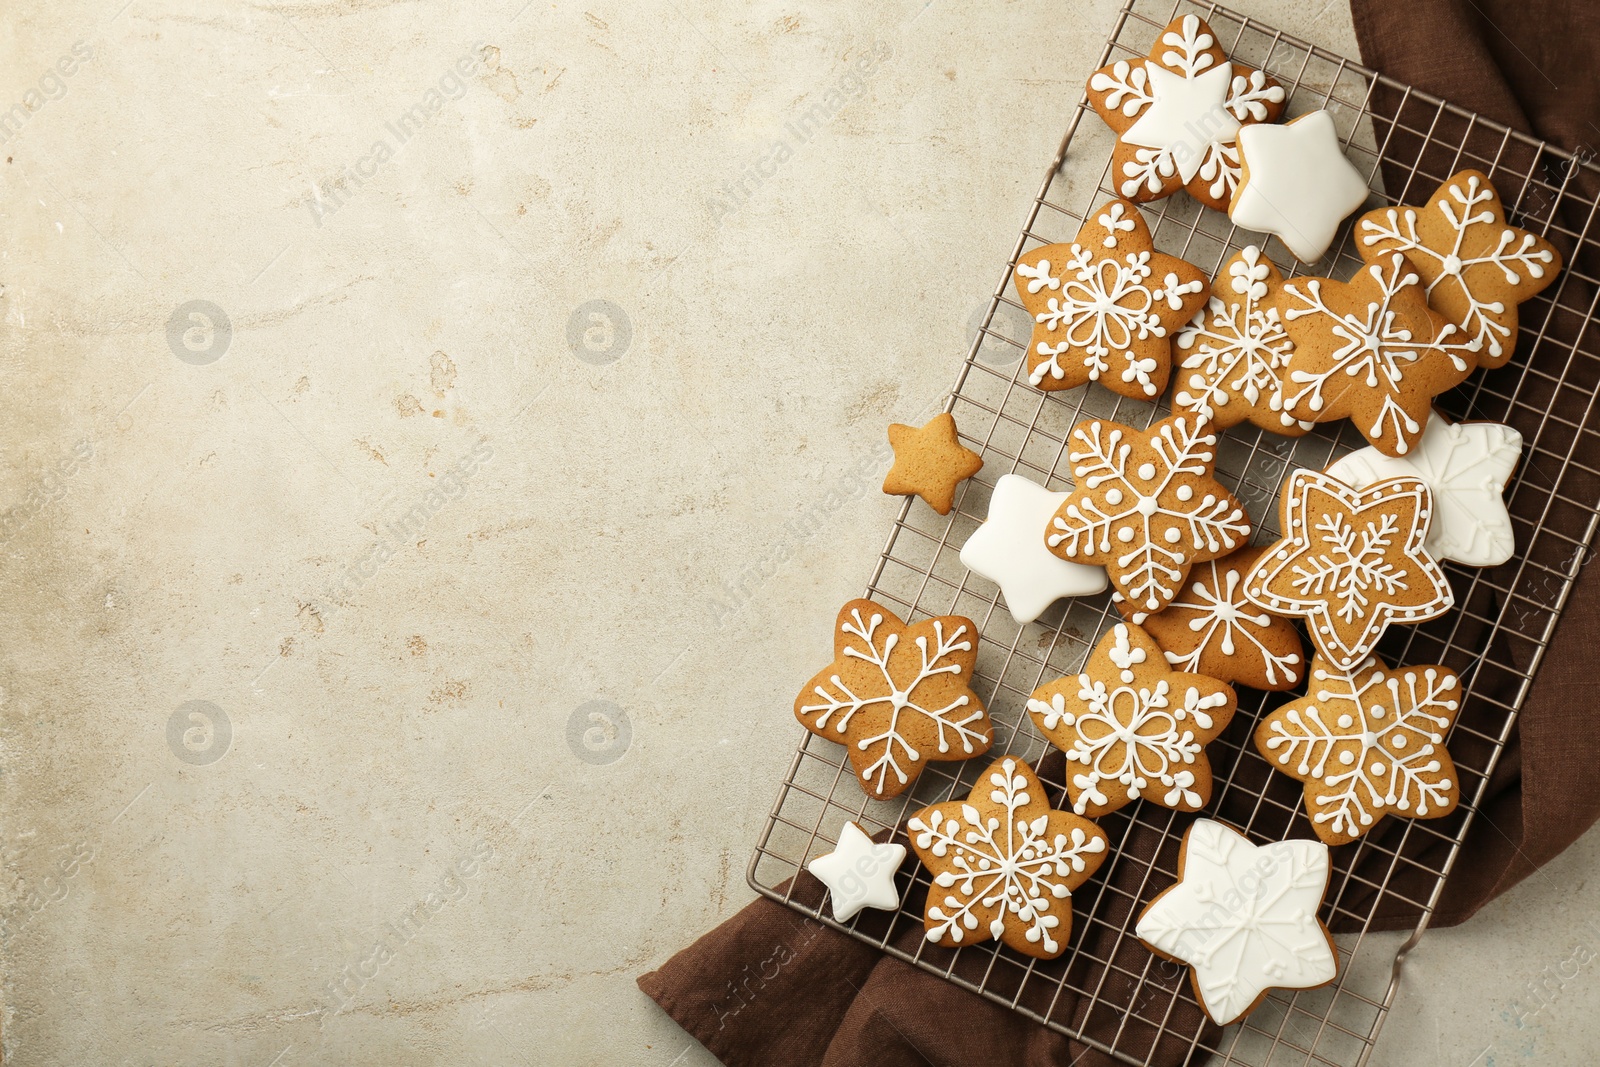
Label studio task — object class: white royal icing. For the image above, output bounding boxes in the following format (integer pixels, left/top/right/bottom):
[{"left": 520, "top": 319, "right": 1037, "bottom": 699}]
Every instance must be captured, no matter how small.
[
  {"left": 806, "top": 821, "right": 907, "bottom": 922},
  {"left": 959, "top": 474, "right": 1108, "bottom": 624},
  {"left": 1327, "top": 413, "right": 1521, "bottom": 566},
  {"left": 1142, "top": 556, "right": 1303, "bottom": 688},
  {"left": 1136, "top": 820, "right": 1337, "bottom": 1025},
  {"left": 908, "top": 758, "right": 1106, "bottom": 955},
  {"left": 800, "top": 607, "right": 988, "bottom": 796},
  {"left": 1026, "top": 624, "right": 1230, "bottom": 814},
  {"left": 1048, "top": 416, "right": 1250, "bottom": 612},
  {"left": 1230, "top": 111, "right": 1369, "bottom": 263},
  {"left": 1261, "top": 657, "right": 1459, "bottom": 842}
]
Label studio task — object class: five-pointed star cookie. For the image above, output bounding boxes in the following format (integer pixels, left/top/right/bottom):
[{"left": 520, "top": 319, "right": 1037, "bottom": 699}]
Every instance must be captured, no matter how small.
[
  {"left": 1046, "top": 413, "right": 1251, "bottom": 615},
  {"left": 1278, "top": 250, "right": 1469, "bottom": 457},
  {"left": 795, "top": 599, "right": 992, "bottom": 799},
  {"left": 1357, "top": 169, "right": 1562, "bottom": 369},
  {"left": 959, "top": 474, "right": 1108, "bottom": 624},
  {"left": 1256, "top": 653, "right": 1461, "bottom": 846},
  {"left": 1326, "top": 412, "right": 1522, "bottom": 566},
  {"left": 806, "top": 821, "right": 907, "bottom": 922},
  {"left": 882, "top": 412, "right": 984, "bottom": 515},
  {"left": 1026, "top": 621, "right": 1236, "bottom": 817},
  {"left": 1173, "top": 245, "right": 1313, "bottom": 436},
  {"left": 1230, "top": 110, "right": 1370, "bottom": 263},
  {"left": 1136, "top": 820, "right": 1338, "bottom": 1025},
  {"left": 1125, "top": 545, "right": 1305, "bottom": 692},
  {"left": 1012, "top": 200, "right": 1209, "bottom": 399},
  {"left": 1087, "top": 14, "right": 1286, "bottom": 210},
  {"left": 1242, "top": 469, "right": 1454, "bottom": 671},
  {"left": 907, "top": 757, "right": 1108, "bottom": 959}
]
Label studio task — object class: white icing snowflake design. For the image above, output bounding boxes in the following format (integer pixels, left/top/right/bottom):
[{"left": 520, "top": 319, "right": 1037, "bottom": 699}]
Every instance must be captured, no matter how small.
[
  {"left": 1048, "top": 415, "right": 1250, "bottom": 613},
  {"left": 1143, "top": 556, "right": 1304, "bottom": 689},
  {"left": 908, "top": 758, "right": 1107, "bottom": 956},
  {"left": 1175, "top": 246, "right": 1312, "bottom": 432},
  {"left": 1258, "top": 656, "right": 1460, "bottom": 844},
  {"left": 1136, "top": 820, "right": 1337, "bottom": 1025},
  {"left": 1089, "top": 14, "right": 1285, "bottom": 204}
]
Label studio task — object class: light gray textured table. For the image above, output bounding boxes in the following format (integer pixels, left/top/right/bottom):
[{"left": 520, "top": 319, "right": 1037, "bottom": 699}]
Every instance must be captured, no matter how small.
[{"left": 2, "top": 1, "right": 1596, "bottom": 1064}]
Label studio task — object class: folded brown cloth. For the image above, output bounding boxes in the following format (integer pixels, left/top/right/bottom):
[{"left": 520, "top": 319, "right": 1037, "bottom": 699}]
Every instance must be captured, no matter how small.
[{"left": 641, "top": 4, "right": 1600, "bottom": 1063}]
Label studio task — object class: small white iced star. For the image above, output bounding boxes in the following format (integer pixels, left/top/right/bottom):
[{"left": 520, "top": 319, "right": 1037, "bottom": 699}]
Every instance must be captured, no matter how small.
[
  {"left": 806, "top": 821, "right": 906, "bottom": 922},
  {"left": 959, "top": 474, "right": 1108, "bottom": 624},
  {"left": 1230, "top": 110, "right": 1369, "bottom": 263}
]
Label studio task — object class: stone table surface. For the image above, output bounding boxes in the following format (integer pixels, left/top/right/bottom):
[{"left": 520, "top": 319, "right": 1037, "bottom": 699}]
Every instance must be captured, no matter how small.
[{"left": 2, "top": 0, "right": 1598, "bottom": 1064}]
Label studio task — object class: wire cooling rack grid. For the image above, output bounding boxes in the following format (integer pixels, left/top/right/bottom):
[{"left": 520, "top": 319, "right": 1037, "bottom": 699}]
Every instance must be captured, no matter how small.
[{"left": 748, "top": 2, "right": 1600, "bottom": 1064}]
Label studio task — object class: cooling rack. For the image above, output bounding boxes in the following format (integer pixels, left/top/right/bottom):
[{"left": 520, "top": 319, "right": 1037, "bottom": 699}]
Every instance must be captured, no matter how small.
[{"left": 748, "top": 1, "right": 1600, "bottom": 1064}]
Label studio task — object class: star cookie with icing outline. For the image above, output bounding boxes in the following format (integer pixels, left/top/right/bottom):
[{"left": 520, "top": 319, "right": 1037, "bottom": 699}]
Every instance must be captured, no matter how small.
[
  {"left": 1136, "top": 819, "right": 1338, "bottom": 1025},
  {"left": 1242, "top": 469, "right": 1453, "bottom": 671},
  {"left": 1087, "top": 13, "right": 1286, "bottom": 211},
  {"left": 1256, "top": 653, "right": 1461, "bottom": 846},
  {"left": 882, "top": 412, "right": 984, "bottom": 515},
  {"left": 1357, "top": 169, "right": 1561, "bottom": 369},
  {"left": 1012, "top": 200, "right": 1210, "bottom": 399},
  {"left": 795, "top": 599, "right": 992, "bottom": 800},
  {"left": 806, "top": 821, "right": 907, "bottom": 922},
  {"left": 907, "top": 756, "right": 1108, "bottom": 959},
  {"left": 1026, "top": 621, "right": 1236, "bottom": 817},
  {"left": 1125, "top": 545, "right": 1305, "bottom": 692},
  {"left": 1046, "top": 413, "right": 1252, "bottom": 615}
]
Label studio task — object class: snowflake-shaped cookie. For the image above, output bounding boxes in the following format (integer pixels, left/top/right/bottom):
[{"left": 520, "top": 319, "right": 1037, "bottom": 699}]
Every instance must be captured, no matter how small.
[
  {"left": 1012, "top": 200, "right": 1209, "bottom": 399},
  {"left": 1358, "top": 170, "right": 1561, "bottom": 369},
  {"left": 1242, "top": 469, "right": 1453, "bottom": 671},
  {"left": 1026, "top": 622, "right": 1235, "bottom": 817},
  {"left": 1279, "top": 251, "right": 1469, "bottom": 457},
  {"left": 1087, "top": 14, "right": 1286, "bottom": 211},
  {"left": 1047, "top": 413, "right": 1251, "bottom": 614},
  {"left": 1136, "top": 820, "right": 1338, "bottom": 1025},
  {"left": 1174, "top": 246, "right": 1313, "bottom": 435},
  {"left": 1326, "top": 413, "right": 1522, "bottom": 567},
  {"left": 907, "top": 757, "right": 1108, "bottom": 959},
  {"left": 1128, "top": 545, "right": 1305, "bottom": 692},
  {"left": 1256, "top": 653, "right": 1461, "bottom": 845},
  {"left": 795, "top": 599, "right": 992, "bottom": 800}
]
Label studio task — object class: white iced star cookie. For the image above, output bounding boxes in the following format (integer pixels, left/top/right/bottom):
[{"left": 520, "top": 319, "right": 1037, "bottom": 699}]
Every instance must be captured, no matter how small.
[
  {"left": 1136, "top": 820, "right": 1338, "bottom": 1025},
  {"left": 1326, "top": 413, "right": 1521, "bottom": 566},
  {"left": 806, "top": 821, "right": 907, "bottom": 922},
  {"left": 1230, "top": 110, "right": 1370, "bottom": 263},
  {"left": 959, "top": 474, "right": 1108, "bottom": 624},
  {"left": 1087, "top": 14, "right": 1286, "bottom": 211}
]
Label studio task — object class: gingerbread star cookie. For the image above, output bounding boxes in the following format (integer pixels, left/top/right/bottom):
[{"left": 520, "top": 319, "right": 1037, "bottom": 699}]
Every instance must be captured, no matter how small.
[
  {"left": 1357, "top": 170, "right": 1561, "bottom": 369},
  {"left": 1047, "top": 413, "right": 1251, "bottom": 615},
  {"left": 1125, "top": 545, "right": 1304, "bottom": 692},
  {"left": 795, "top": 599, "right": 991, "bottom": 799},
  {"left": 1279, "top": 250, "right": 1469, "bottom": 457},
  {"left": 1230, "top": 110, "right": 1370, "bottom": 263},
  {"left": 1256, "top": 653, "right": 1461, "bottom": 845},
  {"left": 1026, "top": 622, "right": 1236, "bottom": 817},
  {"left": 1087, "top": 14, "right": 1286, "bottom": 211},
  {"left": 907, "top": 756, "right": 1108, "bottom": 959},
  {"left": 1012, "top": 200, "right": 1209, "bottom": 399},
  {"left": 1173, "top": 246, "right": 1312, "bottom": 436},
  {"left": 882, "top": 412, "right": 983, "bottom": 515},
  {"left": 1242, "top": 469, "right": 1453, "bottom": 671}
]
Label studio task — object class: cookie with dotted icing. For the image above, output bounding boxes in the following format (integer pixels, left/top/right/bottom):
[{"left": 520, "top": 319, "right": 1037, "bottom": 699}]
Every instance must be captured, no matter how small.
[
  {"left": 794, "top": 599, "right": 992, "bottom": 800},
  {"left": 1126, "top": 545, "right": 1304, "bottom": 692},
  {"left": 906, "top": 756, "right": 1108, "bottom": 959},
  {"left": 1135, "top": 819, "right": 1338, "bottom": 1025},
  {"left": 1026, "top": 621, "right": 1236, "bottom": 817},
  {"left": 1046, "top": 413, "right": 1251, "bottom": 615},
  {"left": 1086, "top": 14, "right": 1286, "bottom": 211},
  {"left": 1012, "top": 200, "right": 1210, "bottom": 399},
  {"left": 1277, "top": 250, "right": 1470, "bottom": 458},
  {"left": 1241, "top": 469, "right": 1453, "bottom": 672},
  {"left": 882, "top": 412, "right": 984, "bottom": 516},
  {"left": 1173, "top": 245, "right": 1313, "bottom": 436},
  {"left": 1255, "top": 652, "right": 1461, "bottom": 846},
  {"left": 1357, "top": 170, "right": 1561, "bottom": 370}
]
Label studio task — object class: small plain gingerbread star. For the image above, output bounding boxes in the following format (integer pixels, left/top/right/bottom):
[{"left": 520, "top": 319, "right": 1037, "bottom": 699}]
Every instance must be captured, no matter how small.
[
  {"left": 882, "top": 412, "right": 983, "bottom": 516},
  {"left": 1230, "top": 110, "right": 1370, "bottom": 263},
  {"left": 806, "top": 821, "right": 907, "bottom": 922},
  {"left": 1242, "top": 469, "right": 1454, "bottom": 671},
  {"left": 1357, "top": 169, "right": 1562, "bottom": 369},
  {"left": 1012, "top": 200, "right": 1209, "bottom": 399}
]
